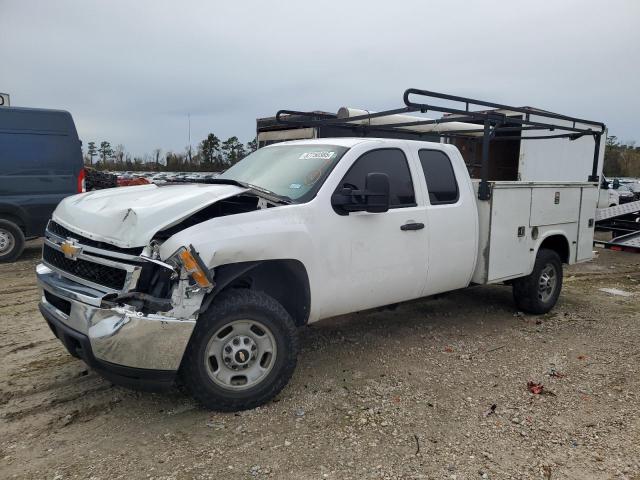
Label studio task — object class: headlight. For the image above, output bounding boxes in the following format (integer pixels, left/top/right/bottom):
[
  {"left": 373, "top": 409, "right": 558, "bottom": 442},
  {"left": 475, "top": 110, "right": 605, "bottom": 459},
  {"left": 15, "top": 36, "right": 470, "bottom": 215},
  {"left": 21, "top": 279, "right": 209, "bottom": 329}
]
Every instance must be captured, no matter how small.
[{"left": 170, "top": 245, "right": 214, "bottom": 290}]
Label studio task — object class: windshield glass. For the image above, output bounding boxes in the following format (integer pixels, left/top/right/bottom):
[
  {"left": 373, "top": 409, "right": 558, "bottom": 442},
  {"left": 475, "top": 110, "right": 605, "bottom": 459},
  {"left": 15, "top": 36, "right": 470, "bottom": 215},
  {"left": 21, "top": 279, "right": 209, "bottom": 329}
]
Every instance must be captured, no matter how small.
[{"left": 219, "top": 144, "right": 349, "bottom": 202}]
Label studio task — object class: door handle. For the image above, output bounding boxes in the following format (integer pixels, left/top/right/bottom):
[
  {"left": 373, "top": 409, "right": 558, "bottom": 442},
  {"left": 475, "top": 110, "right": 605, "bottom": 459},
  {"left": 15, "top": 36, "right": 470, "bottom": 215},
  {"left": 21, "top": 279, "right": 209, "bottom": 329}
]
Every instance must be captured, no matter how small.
[{"left": 400, "top": 222, "right": 424, "bottom": 231}]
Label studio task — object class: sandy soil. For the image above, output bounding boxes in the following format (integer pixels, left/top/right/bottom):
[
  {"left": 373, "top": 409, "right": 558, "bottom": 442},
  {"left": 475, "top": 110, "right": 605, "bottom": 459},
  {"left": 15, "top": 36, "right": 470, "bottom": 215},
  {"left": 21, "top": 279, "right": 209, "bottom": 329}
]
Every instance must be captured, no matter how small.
[{"left": 1, "top": 240, "right": 639, "bottom": 480}]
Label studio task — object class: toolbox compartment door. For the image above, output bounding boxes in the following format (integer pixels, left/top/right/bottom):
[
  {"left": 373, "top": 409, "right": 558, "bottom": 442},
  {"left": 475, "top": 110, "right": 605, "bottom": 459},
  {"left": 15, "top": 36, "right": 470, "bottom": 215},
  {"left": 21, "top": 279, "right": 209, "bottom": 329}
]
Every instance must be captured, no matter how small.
[
  {"left": 576, "top": 186, "right": 598, "bottom": 262},
  {"left": 530, "top": 187, "right": 581, "bottom": 226}
]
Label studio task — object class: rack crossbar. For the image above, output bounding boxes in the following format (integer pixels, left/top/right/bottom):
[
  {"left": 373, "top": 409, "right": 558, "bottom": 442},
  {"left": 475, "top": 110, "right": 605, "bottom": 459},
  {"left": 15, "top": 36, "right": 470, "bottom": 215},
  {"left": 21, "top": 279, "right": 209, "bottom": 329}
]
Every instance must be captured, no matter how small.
[{"left": 274, "top": 88, "right": 607, "bottom": 200}]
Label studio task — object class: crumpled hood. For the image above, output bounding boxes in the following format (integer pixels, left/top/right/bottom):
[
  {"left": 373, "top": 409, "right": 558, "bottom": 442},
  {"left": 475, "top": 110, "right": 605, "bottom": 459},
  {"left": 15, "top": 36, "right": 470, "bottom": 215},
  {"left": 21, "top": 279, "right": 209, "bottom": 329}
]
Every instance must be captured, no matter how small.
[{"left": 53, "top": 183, "right": 248, "bottom": 248}]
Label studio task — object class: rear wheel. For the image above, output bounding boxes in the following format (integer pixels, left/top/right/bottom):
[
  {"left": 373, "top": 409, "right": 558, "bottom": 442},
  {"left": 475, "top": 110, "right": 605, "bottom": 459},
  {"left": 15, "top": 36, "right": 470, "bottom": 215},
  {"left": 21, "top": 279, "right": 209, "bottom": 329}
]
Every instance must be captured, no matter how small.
[
  {"left": 512, "top": 249, "right": 563, "bottom": 314},
  {"left": 180, "top": 289, "right": 299, "bottom": 411},
  {"left": 0, "top": 219, "right": 25, "bottom": 263}
]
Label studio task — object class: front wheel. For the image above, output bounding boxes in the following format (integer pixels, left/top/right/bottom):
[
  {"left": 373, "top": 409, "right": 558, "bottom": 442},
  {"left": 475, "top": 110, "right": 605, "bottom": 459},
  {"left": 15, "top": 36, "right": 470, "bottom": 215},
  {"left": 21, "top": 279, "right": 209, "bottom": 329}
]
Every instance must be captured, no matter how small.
[
  {"left": 512, "top": 249, "right": 563, "bottom": 314},
  {"left": 180, "top": 289, "right": 299, "bottom": 411}
]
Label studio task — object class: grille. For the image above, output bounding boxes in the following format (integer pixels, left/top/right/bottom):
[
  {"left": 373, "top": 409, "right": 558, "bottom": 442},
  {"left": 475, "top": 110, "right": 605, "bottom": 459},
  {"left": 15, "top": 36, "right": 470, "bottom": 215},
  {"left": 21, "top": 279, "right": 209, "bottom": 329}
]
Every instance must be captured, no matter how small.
[
  {"left": 44, "top": 290, "right": 71, "bottom": 316},
  {"left": 43, "top": 245, "right": 128, "bottom": 290},
  {"left": 47, "top": 221, "right": 143, "bottom": 256}
]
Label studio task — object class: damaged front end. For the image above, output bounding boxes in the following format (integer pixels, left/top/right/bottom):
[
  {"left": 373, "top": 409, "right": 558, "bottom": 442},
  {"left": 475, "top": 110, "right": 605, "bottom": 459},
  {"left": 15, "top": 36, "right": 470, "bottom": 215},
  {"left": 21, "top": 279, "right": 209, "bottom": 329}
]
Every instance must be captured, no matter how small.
[{"left": 37, "top": 220, "right": 214, "bottom": 389}]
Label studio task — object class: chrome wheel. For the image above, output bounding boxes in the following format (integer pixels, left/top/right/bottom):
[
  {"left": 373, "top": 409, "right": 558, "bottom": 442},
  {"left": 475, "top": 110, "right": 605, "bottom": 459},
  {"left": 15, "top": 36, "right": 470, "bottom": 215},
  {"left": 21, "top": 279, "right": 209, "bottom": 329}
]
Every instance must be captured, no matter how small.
[
  {"left": 204, "top": 319, "right": 277, "bottom": 390},
  {"left": 0, "top": 228, "right": 15, "bottom": 255},
  {"left": 538, "top": 264, "right": 557, "bottom": 302}
]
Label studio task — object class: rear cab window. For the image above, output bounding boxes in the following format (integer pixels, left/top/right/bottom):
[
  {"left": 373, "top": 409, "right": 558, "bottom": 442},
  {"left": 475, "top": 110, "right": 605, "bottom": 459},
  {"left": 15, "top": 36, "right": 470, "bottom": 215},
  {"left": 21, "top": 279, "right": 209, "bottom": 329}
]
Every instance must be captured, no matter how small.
[{"left": 418, "top": 149, "right": 459, "bottom": 205}]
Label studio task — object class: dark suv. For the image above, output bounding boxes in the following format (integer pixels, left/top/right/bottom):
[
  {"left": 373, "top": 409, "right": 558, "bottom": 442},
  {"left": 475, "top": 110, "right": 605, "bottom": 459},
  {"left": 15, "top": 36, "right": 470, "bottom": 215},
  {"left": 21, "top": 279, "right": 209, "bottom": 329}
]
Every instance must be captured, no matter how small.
[{"left": 0, "top": 107, "right": 84, "bottom": 262}]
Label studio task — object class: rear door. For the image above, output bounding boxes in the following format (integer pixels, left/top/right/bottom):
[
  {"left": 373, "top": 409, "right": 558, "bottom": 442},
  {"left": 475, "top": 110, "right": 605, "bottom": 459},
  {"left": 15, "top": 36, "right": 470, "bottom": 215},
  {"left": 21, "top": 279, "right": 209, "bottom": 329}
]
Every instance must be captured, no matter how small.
[{"left": 414, "top": 146, "right": 478, "bottom": 295}]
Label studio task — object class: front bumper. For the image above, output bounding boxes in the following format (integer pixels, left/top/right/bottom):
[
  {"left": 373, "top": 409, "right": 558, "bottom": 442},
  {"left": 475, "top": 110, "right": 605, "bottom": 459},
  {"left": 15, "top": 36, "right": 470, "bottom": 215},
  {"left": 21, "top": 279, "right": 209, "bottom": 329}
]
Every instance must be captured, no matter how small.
[{"left": 36, "top": 263, "right": 196, "bottom": 388}]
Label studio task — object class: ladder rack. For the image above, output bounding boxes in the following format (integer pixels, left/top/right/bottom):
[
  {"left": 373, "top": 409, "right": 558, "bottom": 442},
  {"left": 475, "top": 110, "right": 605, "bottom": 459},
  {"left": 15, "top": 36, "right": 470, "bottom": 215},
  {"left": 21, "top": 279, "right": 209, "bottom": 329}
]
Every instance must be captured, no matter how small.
[{"left": 275, "top": 88, "right": 606, "bottom": 201}]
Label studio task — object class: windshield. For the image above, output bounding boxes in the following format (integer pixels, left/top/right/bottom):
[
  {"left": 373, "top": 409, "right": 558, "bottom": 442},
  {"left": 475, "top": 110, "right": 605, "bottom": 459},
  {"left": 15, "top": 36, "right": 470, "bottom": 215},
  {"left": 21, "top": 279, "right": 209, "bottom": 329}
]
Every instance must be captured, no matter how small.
[{"left": 219, "top": 144, "right": 349, "bottom": 202}]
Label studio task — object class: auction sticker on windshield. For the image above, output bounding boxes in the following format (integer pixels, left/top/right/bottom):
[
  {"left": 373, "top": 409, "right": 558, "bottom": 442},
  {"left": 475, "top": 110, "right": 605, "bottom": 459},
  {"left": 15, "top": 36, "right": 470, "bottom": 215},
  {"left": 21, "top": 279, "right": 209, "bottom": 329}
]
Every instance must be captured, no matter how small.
[{"left": 299, "top": 151, "right": 336, "bottom": 160}]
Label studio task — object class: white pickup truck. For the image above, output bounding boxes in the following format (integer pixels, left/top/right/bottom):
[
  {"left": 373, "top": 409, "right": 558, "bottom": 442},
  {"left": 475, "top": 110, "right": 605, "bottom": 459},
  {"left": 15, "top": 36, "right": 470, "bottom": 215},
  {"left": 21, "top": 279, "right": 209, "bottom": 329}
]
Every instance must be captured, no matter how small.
[{"left": 37, "top": 89, "right": 606, "bottom": 410}]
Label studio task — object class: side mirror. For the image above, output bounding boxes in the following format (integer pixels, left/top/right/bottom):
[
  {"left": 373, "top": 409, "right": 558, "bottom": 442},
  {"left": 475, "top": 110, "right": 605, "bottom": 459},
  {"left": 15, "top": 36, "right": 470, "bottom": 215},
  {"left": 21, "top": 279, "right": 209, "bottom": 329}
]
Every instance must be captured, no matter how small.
[
  {"left": 613, "top": 178, "right": 620, "bottom": 189},
  {"left": 331, "top": 172, "right": 390, "bottom": 214},
  {"left": 364, "top": 172, "right": 390, "bottom": 213}
]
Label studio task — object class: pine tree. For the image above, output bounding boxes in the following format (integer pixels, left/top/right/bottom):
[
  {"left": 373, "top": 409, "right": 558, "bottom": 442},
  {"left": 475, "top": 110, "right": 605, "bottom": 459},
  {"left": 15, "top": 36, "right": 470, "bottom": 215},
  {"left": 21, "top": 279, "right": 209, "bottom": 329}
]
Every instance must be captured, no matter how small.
[
  {"left": 98, "top": 141, "right": 113, "bottom": 165},
  {"left": 87, "top": 141, "right": 97, "bottom": 165}
]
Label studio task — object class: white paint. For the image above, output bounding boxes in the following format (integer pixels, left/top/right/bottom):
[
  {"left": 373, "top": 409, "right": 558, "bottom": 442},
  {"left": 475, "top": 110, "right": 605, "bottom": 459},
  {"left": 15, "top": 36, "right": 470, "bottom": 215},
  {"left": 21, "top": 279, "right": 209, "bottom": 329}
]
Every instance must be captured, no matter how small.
[
  {"left": 577, "top": 187, "right": 599, "bottom": 262},
  {"left": 471, "top": 181, "right": 596, "bottom": 284},
  {"left": 53, "top": 183, "right": 248, "bottom": 248},
  {"left": 0, "top": 93, "right": 9, "bottom": 107},
  {"left": 257, "top": 127, "right": 315, "bottom": 143},
  {"left": 518, "top": 117, "right": 605, "bottom": 182},
  {"left": 598, "top": 187, "right": 619, "bottom": 209},
  {"left": 530, "top": 187, "right": 581, "bottom": 226},
  {"left": 414, "top": 144, "right": 478, "bottom": 295},
  {"left": 52, "top": 137, "right": 598, "bottom": 324}
]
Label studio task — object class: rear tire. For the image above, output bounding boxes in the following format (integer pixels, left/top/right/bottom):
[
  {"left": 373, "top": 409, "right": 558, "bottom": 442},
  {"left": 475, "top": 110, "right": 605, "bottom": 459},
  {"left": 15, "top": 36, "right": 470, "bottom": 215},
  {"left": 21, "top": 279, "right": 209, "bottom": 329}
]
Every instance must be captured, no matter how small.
[
  {"left": 512, "top": 249, "right": 563, "bottom": 314},
  {"left": 180, "top": 289, "right": 299, "bottom": 411},
  {"left": 0, "top": 219, "right": 25, "bottom": 263}
]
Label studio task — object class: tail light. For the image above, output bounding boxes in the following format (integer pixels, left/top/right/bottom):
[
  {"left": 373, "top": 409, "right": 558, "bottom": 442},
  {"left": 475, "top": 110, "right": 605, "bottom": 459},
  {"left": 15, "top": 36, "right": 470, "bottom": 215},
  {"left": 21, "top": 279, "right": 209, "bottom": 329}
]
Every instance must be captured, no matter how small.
[{"left": 77, "top": 168, "right": 86, "bottom": 193}]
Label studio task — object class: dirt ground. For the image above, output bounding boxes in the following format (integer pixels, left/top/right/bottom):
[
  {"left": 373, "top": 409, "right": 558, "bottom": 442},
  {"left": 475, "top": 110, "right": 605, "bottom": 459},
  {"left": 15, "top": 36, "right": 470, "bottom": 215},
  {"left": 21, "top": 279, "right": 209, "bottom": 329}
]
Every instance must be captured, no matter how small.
[{"left": 1, "top": 240, "right": 639, "bottom": 480}]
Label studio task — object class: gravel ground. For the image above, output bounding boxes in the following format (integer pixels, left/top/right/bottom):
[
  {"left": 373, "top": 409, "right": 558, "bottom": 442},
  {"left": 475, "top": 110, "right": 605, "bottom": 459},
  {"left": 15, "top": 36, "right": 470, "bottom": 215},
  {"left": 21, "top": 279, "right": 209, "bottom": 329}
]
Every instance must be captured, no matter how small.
[{"left": 1, "top": 240, "right": 639, "bottom": 480}]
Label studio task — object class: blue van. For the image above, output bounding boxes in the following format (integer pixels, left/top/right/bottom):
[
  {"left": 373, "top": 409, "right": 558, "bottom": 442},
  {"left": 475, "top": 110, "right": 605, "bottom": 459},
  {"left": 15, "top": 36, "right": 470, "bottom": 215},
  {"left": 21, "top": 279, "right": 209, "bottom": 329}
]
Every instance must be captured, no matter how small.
[{"left": 0, "top": 107, "right": 85, "bottom": 262}]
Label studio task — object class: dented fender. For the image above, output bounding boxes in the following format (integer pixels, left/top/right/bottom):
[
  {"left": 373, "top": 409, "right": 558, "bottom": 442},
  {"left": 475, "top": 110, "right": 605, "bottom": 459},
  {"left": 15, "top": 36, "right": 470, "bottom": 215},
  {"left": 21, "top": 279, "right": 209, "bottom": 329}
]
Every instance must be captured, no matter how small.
[{"left": 158, "top": 204, "right": 315, "bottom": 270}]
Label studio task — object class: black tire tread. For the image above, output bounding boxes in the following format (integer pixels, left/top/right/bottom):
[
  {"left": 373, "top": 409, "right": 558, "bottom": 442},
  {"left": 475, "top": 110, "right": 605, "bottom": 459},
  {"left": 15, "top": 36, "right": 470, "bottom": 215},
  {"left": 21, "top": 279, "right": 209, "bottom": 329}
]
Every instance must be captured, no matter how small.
[
  {"left": 180, "top": 289, "right": 298, "bottom": 411},
  {"left": 0, "top": 219, "right": 26, "bottom": 263},
  {"left": 512, "top": 248, "right": 563, "bottom": 314}
]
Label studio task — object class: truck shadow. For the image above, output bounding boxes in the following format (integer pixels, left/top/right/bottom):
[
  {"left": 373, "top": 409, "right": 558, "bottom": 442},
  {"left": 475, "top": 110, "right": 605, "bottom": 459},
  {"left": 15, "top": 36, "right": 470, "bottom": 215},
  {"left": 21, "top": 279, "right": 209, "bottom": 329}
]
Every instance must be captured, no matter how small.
[
  {"left": 21, "top": 242, "right": 44, "bottom": 261},
  {"left": 301, "top": 283, "right": 519, "bottom": 350}
]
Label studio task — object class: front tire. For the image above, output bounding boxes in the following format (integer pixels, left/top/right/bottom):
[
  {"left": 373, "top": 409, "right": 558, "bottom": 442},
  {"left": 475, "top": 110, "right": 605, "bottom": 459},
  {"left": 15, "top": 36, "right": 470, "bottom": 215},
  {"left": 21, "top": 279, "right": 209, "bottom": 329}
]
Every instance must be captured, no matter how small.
[
  {"left": 180, "top": 289, "right": 299, "bottom": 411},
  {"left": 512, "top": 249, "right": 563, "bottom": 314},
  {"left": 0, "top": 219, "right": 25, "bottom": 263}
]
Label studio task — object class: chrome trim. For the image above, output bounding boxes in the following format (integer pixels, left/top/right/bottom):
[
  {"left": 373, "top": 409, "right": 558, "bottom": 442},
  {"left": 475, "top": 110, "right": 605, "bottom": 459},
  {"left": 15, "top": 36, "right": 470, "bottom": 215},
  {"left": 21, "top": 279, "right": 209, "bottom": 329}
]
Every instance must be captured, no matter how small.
[
  {"left": 137, "top": 255, "right": 176, "bottom": 271},
  {"left": 37, "top": 264, "right": 195, "bottom": 371},
  {"left": 43, "top": 237, "right": 142, "bottom": 292},
  {"left": 37, "top": 264, "right": 104, "bottom": 306},
  {"left": 46, "top": 228, "right": 142, "bottom": 262},
  {"left": 47, "top": 231, "right": 175, "bottom": 268},
  {"left": 44, "top": 237, "right": 139, "bottom": 272},
  {"left": 42, "top": 259, "right": 121, "bottom": 294}
]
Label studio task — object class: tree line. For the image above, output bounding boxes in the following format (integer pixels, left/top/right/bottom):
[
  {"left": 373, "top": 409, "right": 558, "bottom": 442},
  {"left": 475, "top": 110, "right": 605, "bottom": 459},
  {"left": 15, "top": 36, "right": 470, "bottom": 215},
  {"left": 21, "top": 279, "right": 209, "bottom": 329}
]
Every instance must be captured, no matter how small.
[
  {"left": 85, "top": 131, "right": 638, "bottom": 177},
  {"left": 603, "top": 136, "right": 640, "bottom": 178},
  {"left": 84, "top": 134, "right": 258, "bottom": 172}
]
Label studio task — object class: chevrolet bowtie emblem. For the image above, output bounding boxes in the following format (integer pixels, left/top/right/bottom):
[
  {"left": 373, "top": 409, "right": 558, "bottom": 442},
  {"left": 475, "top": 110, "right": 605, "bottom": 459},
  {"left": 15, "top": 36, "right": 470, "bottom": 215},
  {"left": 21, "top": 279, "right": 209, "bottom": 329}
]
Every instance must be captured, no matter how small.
[{"left": 60, "top": 239, "right": 82, "bottom": 260}]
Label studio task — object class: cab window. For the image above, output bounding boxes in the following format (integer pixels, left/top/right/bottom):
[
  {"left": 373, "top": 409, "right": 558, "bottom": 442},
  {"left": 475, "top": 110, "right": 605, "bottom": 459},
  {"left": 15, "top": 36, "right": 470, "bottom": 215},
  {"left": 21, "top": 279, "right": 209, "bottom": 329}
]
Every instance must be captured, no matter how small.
[
  {"left": 336, "top": 149, "right": 415, "bottom": 208},
  {"left": 418, "top": 149, "right": 459, "bottom": 205}
]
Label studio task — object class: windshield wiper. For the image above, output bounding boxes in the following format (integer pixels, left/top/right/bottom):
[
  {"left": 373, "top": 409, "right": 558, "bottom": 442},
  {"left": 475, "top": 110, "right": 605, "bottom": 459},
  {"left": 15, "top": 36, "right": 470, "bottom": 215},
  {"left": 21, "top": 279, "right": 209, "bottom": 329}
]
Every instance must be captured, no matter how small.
[
  {"left": 204, "top": 178, "right": 293, "bottom": 204},
  {"left": 203, "top": 178, "right": 249, "bottom": 188},
  {"left": 246, "top": 183, "right": 293, "bottom": 204}
]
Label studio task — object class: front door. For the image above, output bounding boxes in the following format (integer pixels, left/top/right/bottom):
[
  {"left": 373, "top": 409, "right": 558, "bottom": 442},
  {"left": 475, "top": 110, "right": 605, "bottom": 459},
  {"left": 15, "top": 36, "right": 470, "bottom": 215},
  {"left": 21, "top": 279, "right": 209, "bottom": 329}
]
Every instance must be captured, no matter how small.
[{"left": 319, "top": 147, "right": 429, "bottom": 318}]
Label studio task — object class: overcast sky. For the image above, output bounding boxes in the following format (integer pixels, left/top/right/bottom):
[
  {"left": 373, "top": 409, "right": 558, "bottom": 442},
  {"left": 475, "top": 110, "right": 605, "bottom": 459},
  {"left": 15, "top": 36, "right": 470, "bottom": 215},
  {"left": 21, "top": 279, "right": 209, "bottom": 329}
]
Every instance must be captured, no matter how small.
[{"left": 2, "top": 0, "right": 639, "bottom": 156}]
